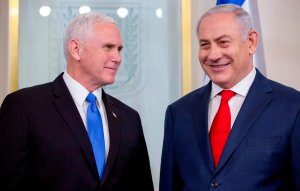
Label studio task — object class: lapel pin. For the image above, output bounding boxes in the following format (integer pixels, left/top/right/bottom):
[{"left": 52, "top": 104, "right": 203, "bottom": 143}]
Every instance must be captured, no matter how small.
[{"left": 112, "top": 111, "right": 117, "bottom": 118}]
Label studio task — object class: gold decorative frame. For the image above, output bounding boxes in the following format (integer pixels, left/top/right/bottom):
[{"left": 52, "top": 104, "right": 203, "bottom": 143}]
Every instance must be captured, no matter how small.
[
  {"left": 181, "top": 0, "right": 191, "bottom": 95},
  {"left": 9, "top": 0, "right": 19, "bottom": 92}
]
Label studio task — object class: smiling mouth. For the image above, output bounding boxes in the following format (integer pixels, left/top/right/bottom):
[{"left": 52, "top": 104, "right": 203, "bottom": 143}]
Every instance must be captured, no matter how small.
[{"left": 210, "top": 63, "right": 229, "bottom": 68}]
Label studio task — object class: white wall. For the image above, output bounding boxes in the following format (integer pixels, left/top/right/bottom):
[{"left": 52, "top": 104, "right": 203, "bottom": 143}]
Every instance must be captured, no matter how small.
[
  {"left": 191, "top": 0, "right": 300, "bottom": 91},
  {"left": 0, "top": 0, "right": 9, "bottom": 104},
  {"left": 258, "top": 0, "right": 300, "bottom": 90}
]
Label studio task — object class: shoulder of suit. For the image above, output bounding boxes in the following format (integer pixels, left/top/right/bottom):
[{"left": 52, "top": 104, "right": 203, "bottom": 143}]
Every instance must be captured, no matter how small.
[
  {"left": 169, "top": 85, "right": 208, "bottom": 107},
  {"left": 7, "top": 82, "right": 53, "bottom": 99},
  {"left": 1, "top": 82, "right": 54, "bottom": 109},
  {"left": 268, "top": 79, "right": 300, "bottom": 101}
]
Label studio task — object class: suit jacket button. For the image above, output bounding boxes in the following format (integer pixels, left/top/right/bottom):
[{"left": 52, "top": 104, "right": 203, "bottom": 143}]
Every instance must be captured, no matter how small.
[{"left": 210, "top": 181, "right": 219, "bottom": 188}]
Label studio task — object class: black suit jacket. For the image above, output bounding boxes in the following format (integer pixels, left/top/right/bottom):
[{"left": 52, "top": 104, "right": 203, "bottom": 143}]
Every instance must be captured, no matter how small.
[{"left": 0, "top": 73, "right": 154, "bottom": 191}]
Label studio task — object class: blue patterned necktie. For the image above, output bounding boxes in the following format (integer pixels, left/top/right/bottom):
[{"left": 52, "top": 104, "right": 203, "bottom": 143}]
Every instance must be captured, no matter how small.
[{"left": 86, "top": 93, "right": 105, "bottom": 179}]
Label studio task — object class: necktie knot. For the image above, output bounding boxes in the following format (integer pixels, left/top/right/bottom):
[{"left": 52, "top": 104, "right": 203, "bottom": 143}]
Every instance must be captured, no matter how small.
[
  {"left": 86, "top": 93, "right": 98, "bottom": 112},
  {"left": 86, "top": 93, "right": 97, "bottom": 103},
  {"left": 220, "top": 90, "right": 235, "bottom": 101}
]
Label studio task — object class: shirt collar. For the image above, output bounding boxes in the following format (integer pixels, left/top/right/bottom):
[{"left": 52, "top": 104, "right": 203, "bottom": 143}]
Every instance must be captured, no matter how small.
[
  {"left": 210, "top": 67, "right": 256, "bottom": 99},
  {"left": 63, "top": 71, "right": 103, "bottom": 106}
]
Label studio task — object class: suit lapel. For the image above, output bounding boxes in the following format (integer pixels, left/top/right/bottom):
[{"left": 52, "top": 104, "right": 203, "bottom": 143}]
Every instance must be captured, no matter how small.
[
  {"left": 101, "top": 91, "right": 121, "bottom": 183},
  {"left": 216, "top": 71, "right": 273, "bottom": 173},
  {"left": 51, "top": 74, "right": 99, "bottom": 178},
  {"left": 192, "top": 83, "right": 215, "bottom": 173}
]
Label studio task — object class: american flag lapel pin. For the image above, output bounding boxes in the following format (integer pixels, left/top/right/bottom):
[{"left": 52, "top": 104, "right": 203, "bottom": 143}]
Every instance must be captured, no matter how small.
[{"left": 112, "top": 111, "right": 117, "bottom": 118}]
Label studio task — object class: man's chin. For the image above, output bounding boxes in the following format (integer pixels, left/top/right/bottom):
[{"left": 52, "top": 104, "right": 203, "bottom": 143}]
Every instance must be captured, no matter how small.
[
  {"left": 101, "top": 78, "right": 116, "bottom": 87},
  {"left": 209, "top": 77, "right": 230, "bottom": 88}
]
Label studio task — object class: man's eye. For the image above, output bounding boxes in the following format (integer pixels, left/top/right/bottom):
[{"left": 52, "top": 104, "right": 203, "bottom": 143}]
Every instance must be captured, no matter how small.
[
  {"left": 200, "top": 43, "right": 210, "bottom": 49},
  {"left": 219, "top": 41, "right": 230, "bottom": 47},
  {"left": 106, "top": 44, "right": 114, "bottom": 49},
  {"left": 220, "top": 40, "right": 229, "bottom": 44}
]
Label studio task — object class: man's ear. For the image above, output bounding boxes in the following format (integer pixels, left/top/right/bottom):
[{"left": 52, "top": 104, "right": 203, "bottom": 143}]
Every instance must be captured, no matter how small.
[
  {"left": 248, "top": 30, "right": 259, "bottom": 55},
  {"left": 69, "top": 39, "right": 81, "bottom": 61}
]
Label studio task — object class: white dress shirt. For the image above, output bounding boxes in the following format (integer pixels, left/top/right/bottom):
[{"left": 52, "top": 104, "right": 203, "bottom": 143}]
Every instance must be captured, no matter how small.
[
  {"left": 63, "top": 72, "right": 110, "bottom": 161},
  {"left": 208, "top": 67, "right": 256, "bottom": 132}
]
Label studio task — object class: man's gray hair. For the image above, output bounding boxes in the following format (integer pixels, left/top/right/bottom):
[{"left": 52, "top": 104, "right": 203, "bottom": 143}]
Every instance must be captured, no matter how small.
[
  {"left": 196, "top": 4, "right": 253, "bottom": 41},
  {"left": 63, "top": 12, "right": 116, "bottom": 59}
]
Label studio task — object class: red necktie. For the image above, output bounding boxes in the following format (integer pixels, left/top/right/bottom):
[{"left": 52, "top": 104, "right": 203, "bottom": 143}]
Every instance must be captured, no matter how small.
[{"left": 210, "top": 90, "right": 235, "bottom": 167}]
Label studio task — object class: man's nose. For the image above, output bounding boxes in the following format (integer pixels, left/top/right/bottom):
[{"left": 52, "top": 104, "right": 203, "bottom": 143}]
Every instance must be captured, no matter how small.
[
  {"left": 207, "top": 45, "right": 222, "bottom": 61},
  {"left": 111, "top": 49, "right": 122, "bottom": 63}
]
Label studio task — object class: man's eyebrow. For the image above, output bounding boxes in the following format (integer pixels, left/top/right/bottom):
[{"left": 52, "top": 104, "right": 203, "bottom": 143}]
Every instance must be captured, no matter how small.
[
  {"left": 215, "top": 34, "right": 232, "bottom": 41},
  {"left": 199, "top": 39, "right": 209, "bottom": 43},
  {"left": 199, "top": 34, "right": 232, "bottom": 42}
]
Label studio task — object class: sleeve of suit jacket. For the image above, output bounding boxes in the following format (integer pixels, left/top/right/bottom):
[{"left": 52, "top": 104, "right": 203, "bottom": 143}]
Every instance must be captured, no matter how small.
[
  {"left": 0, "top": 92, "right": 31, "bottom": 190},
  {"left": 291, "top": 109, "right": 300, "bottom": 189},
  {"left": 160, "top": 105, "right": 184, "bottom": 191}
]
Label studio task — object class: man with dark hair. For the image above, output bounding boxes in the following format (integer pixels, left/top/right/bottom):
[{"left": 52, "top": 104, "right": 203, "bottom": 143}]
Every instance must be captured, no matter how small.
[{"left": 160, "top": 4, "right": 300, "bottom": 191}]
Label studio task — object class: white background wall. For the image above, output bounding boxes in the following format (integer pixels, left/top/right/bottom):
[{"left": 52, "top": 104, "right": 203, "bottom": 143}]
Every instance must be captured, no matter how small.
[
  {"left": 259, "top": 0, "right": 300, "bottom": 90},
  {"left": 0, "top": 0, "right": 9, "bottom": 104},
  {"left": 191, "top": 0, "right": 300, "bottom": 91}
]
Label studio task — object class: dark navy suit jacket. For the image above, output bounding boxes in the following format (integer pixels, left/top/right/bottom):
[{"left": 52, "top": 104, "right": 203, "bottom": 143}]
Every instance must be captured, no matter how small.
[
  {"left": 0, "top": 73, "right": 154, "bottom": 191},
  {"left": 160, "top": 70, "right": 300, "bottom": 191}
]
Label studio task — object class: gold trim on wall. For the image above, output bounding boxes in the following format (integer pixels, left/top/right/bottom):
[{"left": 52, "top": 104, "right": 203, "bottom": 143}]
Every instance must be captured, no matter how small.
[
  {"left": 181, "top": 0, "right": 192, "bottom": 95},
  {"left": 9, "top": 0, "right": 19, "bottom": 92}
]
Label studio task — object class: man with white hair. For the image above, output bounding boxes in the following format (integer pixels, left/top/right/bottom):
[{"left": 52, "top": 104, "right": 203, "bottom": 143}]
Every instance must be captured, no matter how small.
[{"left": 0, "top": 12, "right": 154, "bottom": 191}]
